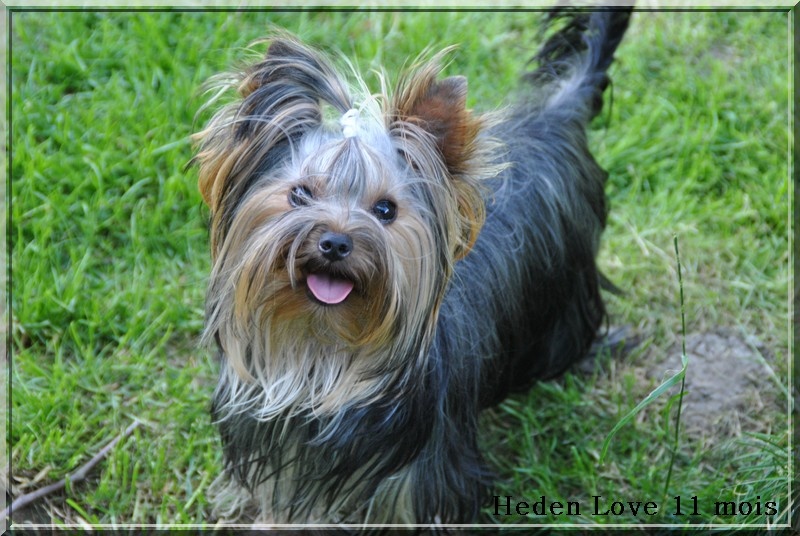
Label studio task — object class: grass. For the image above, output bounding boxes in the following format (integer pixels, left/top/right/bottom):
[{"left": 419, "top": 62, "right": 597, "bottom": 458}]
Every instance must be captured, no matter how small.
[{"left": 8, "top": 8, "right": 791, "bottom": 528}]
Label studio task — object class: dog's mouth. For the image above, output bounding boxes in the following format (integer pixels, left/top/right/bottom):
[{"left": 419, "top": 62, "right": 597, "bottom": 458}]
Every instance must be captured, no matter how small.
[{"left": 305, "top": 272, "right": 355, "bottom": 305}]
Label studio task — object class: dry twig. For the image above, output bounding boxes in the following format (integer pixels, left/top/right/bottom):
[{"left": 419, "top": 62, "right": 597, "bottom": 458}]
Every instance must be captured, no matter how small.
[{"left": 3, "top": 420, "right": 141, "bottom": 521}]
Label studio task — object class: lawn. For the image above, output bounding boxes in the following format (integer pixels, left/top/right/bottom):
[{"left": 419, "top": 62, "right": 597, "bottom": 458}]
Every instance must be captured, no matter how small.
[{"left": 7, "top": 7, "right": 792, "bottom": 529}]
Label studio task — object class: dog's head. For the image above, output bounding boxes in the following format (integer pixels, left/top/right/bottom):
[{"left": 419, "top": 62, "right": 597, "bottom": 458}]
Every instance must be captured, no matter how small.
[{"left": 193, "top": 36, "right": 500, "bottom": 408}]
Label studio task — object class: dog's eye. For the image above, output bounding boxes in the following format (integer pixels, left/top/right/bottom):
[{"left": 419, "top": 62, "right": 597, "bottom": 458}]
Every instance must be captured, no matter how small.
[
  {"left": 289, "top": 185, "right": 313, "bottom": 207},
  {"left": 372, "top": 199, "right": 397, "bottom": 224}
]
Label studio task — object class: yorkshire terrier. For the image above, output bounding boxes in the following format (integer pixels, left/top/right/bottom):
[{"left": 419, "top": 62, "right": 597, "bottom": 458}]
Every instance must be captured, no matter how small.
[{"left": 193, "top": 9, "right": 631, "bottom": 526}]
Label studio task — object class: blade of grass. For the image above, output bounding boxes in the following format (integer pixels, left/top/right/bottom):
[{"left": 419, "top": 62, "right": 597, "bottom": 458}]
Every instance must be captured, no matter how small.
[
  {"left": 599, "top": 236, "right": 689, "bottom": 481},
  {"left": 662, "top": 235, "right": 688, "bottom": 503}
]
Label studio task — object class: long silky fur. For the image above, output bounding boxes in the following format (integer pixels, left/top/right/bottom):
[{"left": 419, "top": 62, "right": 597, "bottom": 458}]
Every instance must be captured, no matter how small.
[{"left": 195, "top": 10, "right": 631, "bottom": 526}]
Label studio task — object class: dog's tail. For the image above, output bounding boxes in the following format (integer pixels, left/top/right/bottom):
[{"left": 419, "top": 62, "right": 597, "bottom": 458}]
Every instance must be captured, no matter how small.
[{"left": 526, "top": 8, "right": 632, "bottom": 121}]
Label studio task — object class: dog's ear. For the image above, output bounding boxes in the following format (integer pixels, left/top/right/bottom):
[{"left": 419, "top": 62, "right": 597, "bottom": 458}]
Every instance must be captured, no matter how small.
[
  {"left": 234, "top": 38, "right": 338, "bottom": 129},
  {"left": 239, "top": 39, "right": 301, "bottom": 98},
  {"left": 393, "top": 70, "right": 487, "bottom": 260},
  {"left": 395, "top": 74, "right": 482, "bottom": 177},
  {"left": 238, "top": 38, "right": 339, "bottom": 101}
]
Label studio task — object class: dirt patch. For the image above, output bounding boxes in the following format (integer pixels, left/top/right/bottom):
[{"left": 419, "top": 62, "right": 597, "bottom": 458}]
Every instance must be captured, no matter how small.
[{"left": 644, "top": 330, "right": 780, "bottom": 440}]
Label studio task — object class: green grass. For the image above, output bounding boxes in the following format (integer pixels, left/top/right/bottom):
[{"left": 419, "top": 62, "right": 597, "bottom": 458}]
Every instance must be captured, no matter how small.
[{"left": 9, "top": 8, "right": 791, "bottom": 528}]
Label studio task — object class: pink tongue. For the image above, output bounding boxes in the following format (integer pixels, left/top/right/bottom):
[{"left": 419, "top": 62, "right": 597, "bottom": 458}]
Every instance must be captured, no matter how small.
[{"left": 306, "top": 273, "right": 354, "bottom": 304}]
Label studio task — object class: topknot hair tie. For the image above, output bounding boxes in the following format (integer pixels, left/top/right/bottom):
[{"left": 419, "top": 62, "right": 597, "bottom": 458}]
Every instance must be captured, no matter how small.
[{"left": 340, "top": 108, "right": 360, "bottom": 139}]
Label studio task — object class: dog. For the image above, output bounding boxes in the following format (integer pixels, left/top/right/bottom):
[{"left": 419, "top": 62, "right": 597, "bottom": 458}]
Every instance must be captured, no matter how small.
[{"left": 193, "top": 9, "right": 631, "bottom": 525}]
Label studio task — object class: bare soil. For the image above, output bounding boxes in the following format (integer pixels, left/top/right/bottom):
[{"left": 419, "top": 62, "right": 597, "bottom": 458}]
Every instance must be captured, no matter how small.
[{"left": 642, "top": 329, "right": 782, "bottom": 441}]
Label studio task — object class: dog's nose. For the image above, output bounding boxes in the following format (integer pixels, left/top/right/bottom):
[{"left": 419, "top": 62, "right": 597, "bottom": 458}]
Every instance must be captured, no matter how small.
[{"left": 318, "top": 231, "right": 353, "bottom": 262}]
